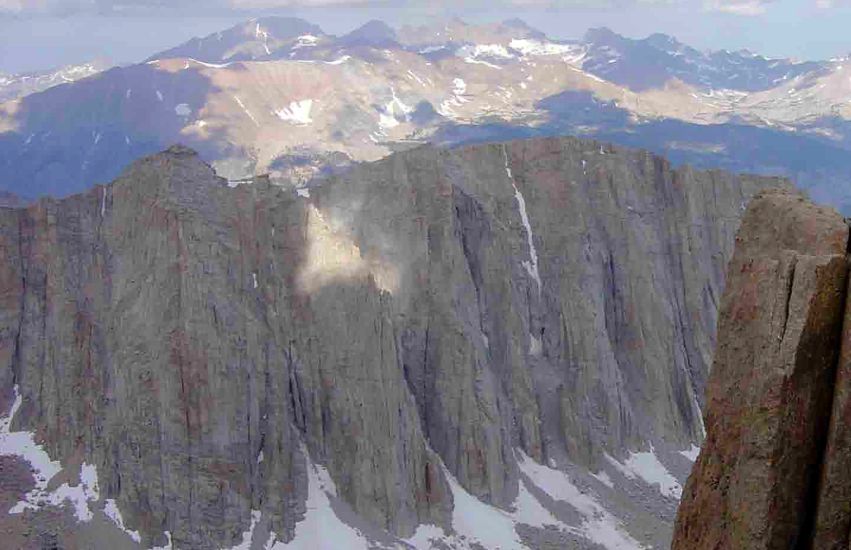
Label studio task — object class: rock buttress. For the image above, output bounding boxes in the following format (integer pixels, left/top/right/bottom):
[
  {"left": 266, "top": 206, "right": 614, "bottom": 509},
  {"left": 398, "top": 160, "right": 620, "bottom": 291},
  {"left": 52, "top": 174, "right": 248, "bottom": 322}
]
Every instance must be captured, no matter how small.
[{"left": 672, "top": 190, "right": 850, "bottom": 549}]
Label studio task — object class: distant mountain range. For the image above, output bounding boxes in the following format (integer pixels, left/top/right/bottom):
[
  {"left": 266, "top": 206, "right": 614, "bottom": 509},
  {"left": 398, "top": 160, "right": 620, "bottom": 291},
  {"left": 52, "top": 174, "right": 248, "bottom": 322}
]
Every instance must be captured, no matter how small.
[
  {"left": 2, "top": 17, "right": 851, "bottom": 210},
  {"left": 0, "top": 59, "right": 110, "bottom": 103}
]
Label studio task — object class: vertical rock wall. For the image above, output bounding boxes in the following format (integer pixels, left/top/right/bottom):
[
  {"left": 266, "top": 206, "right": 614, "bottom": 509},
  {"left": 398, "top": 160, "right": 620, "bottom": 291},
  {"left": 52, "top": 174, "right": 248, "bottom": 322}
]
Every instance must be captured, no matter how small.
[{"left": 0, "top": 139, "right": 782, "bottom": 548}]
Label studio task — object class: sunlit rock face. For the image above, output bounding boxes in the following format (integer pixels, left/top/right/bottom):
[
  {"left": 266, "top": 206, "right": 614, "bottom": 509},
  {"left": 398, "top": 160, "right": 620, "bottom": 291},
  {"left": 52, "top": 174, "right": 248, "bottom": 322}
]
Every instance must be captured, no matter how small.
[{"left": 0, "top": 138, "right": 784, "bottom": 548}]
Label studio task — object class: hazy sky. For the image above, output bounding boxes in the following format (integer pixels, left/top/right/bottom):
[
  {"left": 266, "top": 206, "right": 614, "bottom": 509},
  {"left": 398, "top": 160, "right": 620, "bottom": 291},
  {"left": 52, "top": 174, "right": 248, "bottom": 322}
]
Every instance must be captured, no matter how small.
[{"left": 1, "top": 0, "right": 850, "bottom": 73}]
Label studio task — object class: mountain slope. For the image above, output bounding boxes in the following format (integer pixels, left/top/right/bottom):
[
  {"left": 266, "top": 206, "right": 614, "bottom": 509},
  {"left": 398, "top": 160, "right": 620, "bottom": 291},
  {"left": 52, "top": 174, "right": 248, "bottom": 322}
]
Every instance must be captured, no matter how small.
[
  {"left": 147, "top": 17, "right": 326, "bottom": 64},
  {"left": 0, "top": 18, "right": 848, "bottom": 213},
  {"left": 0, "top": 60, "right": 109, "bottom": 103},
  {"left": 0, "top": 137, "right": 783, "bottom": 548}
]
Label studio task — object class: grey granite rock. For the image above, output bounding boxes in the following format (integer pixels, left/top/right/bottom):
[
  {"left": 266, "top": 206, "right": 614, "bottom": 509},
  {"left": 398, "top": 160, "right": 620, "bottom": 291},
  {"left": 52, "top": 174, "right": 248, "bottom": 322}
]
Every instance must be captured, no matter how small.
[{"left": 0, "top": 138, "right": 784, "bottom": 547}]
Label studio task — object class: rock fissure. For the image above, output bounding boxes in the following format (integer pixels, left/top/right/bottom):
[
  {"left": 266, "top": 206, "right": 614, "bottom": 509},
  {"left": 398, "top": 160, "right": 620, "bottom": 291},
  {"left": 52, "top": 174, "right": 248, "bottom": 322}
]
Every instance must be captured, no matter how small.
[{"left": 779, "top": 256, "right": 797, "bottom": 348}]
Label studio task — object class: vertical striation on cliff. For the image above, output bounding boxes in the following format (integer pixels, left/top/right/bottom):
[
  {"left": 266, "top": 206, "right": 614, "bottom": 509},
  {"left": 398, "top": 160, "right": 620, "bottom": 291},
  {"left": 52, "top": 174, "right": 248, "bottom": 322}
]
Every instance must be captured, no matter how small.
[{"left": 0, "top": 138, "right": 784, "bottom": 548}]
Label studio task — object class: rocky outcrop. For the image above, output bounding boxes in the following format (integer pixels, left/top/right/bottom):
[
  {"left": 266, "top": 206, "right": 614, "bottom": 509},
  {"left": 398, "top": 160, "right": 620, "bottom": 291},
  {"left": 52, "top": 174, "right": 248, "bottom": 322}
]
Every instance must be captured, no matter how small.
[
  {"left": 0, "top": 138, "right": 782, "bottom": 548},
  {"left": 673, "top": 190, "right": 851, "bottom": 549}
]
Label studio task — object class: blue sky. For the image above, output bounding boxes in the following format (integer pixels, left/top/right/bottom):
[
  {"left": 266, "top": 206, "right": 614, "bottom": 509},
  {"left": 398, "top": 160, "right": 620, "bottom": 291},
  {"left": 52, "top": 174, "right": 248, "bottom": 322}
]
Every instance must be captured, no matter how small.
[{"left": 1, "top": 0, "right": 850, "bottom": 73}]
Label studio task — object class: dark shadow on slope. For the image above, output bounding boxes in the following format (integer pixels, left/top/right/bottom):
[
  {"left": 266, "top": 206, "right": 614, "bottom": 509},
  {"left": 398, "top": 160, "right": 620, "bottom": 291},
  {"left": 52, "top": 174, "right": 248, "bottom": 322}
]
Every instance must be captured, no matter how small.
[{"left": 0, "top": 63, "right": 235, "bottom": 198}]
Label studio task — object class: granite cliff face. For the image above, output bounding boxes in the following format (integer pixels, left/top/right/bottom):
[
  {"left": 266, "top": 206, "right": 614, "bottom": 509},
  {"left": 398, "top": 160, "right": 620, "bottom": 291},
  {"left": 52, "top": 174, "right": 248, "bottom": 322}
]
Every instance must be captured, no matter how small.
[
  {"left": 0, "top": 138, "right": 782, "bottom": 549},
  {"left": 673, "top": 190, "right": 851, "bottom": 549}
]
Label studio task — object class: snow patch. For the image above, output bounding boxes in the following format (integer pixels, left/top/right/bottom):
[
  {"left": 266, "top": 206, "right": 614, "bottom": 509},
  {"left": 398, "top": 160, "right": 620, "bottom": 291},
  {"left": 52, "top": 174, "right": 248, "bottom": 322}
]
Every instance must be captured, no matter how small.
[
  {"left": 405, "top": 524, "right": 446, "bottom": 548},
  {"left": 252, "top": 272, "right": 258, "bottom": 289},
  {"left": 156, "top": 90, "right": 164, "bottom": 102},
  {"left": 265, "top": 454, "right": 369, "bottom": 549},
  {"left": 255, "top": 23, "right": 272, "bottom": 56},
  {"left": 276, "top": 99, "right": 314, "bottom": 125},
  {"left": 36, "top": 462, "right": 100, "bottom": 522},
  {"left": 378, "top": 87, "right": 413, "bottom": 130},
  {"left": 292, "top": 34, "right": 319, "bottom": 50},
  {"left": 605, "top": 447, "right": 682, "bottom": 499},
  {"left": 517, "top": 451, "right": 644, "bottom": 550},
  {"left": 510, "top": 38, "right": 586, "bottom": 66},
  {"left": 295, "top": 187, "right": 310, "bottom": 198},
  {"left": 530, "top": 335, "right": 542, "bottom": 356},
  {"left": 453, "top": 78, "right": 467, "bottom": 95},
  {"left": 442, "top": 464, "right": 525, "bottom": 550},
  {"left": 175, "top": 103, "right": 191, "bottom": 117},
  {"left": 679, "top": 444, "right": 701, "bottom": 462},
  {"left": 104, "top": 499, "right": 142, "bottom": 543},
  {"left": 2, "top": 385, "right": 68, "bottom": 517},
  {"left": 437, "top": 78, "right": 470, "bottom": 117}
]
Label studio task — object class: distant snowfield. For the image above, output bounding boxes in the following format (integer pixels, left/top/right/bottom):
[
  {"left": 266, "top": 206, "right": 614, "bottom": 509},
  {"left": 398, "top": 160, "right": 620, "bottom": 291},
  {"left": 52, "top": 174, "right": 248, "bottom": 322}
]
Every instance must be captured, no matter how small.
[{"left": 276, "top": 99, "right": 314, "bottom": 125}]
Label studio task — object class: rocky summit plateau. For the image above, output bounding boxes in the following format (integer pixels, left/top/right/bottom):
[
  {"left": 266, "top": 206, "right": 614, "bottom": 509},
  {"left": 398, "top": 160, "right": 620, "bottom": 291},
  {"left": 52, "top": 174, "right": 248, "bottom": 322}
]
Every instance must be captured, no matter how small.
[{"left": 0, "top": 135, "right": 785, "bottom": 548}]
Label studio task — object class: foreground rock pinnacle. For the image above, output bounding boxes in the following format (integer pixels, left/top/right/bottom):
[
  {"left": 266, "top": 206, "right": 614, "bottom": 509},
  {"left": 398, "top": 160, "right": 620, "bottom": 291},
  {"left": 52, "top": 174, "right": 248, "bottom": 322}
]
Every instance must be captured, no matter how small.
[{"left": 673, "top": 190, "right": 851, "bottom": 549}]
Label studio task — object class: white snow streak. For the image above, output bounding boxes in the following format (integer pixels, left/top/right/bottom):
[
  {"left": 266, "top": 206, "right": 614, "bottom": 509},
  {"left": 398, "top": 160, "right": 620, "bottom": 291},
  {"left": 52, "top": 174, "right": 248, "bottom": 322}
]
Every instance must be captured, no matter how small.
[
  {"left": 503, "top": 144, "right": 542, "bottom": 293},
  {"left": 255, "top": 23, "right": 272, "bottom": 56},
  {"left": 592, "top": 470, "right": 615, "bottom": 489},
  {"left": 232, "top": 95, "right": 260, "bottom": 127},
  {"left": 150, "top": 531, "right": 174, "bottom": 550}
]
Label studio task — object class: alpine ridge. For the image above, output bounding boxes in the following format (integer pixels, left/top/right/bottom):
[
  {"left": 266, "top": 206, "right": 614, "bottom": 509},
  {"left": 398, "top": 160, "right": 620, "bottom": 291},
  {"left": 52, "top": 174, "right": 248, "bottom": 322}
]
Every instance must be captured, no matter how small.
[{"left": 0, "top": 137, "right": 784, "bottom": 548}]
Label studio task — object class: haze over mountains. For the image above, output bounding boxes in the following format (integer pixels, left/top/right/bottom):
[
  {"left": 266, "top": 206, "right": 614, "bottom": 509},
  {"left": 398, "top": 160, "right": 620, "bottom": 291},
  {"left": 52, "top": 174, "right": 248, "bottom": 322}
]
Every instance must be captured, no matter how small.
[{"left": 2, "top": 16, "right": 851, "bottom": 211}]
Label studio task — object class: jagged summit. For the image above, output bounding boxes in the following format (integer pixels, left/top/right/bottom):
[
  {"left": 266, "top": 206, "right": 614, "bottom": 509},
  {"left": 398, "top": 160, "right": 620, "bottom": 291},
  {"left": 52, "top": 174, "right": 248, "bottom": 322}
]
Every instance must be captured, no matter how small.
[{"left": 339, "top": 19, "right": 398, "bottom": 47}]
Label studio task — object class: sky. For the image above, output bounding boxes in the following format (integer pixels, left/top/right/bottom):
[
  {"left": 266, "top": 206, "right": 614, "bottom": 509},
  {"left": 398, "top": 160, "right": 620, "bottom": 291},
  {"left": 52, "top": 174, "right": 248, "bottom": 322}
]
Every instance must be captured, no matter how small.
[{"left": 1, "top": 0, "right": 850, "bottom": 73}]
